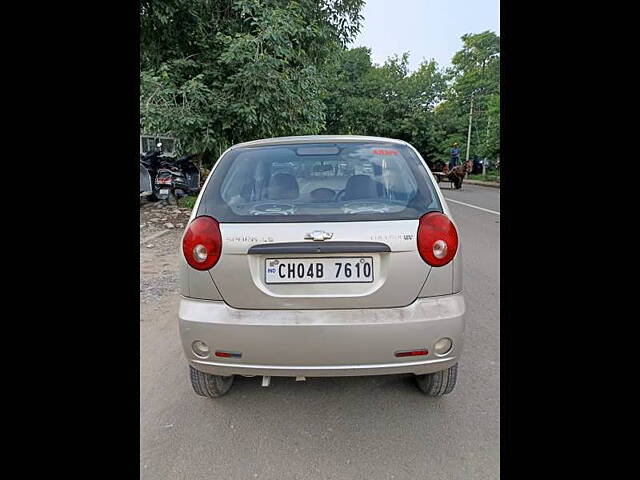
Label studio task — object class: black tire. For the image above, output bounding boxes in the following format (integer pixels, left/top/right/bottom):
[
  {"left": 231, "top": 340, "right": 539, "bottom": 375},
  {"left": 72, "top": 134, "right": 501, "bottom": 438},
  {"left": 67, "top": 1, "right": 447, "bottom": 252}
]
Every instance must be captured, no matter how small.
[
  {"left": 189, "top": 366, "right": 234, "bottom": 398},
  {"left": 415, "top": 363, "right": 458, "bottom": 396}
]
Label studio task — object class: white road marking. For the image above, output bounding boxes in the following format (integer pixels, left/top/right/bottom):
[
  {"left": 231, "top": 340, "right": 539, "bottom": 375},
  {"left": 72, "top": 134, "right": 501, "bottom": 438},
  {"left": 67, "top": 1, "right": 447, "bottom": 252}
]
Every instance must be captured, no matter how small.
[{"left": 444, "top": 198, "right": 500, "bottom": 216}]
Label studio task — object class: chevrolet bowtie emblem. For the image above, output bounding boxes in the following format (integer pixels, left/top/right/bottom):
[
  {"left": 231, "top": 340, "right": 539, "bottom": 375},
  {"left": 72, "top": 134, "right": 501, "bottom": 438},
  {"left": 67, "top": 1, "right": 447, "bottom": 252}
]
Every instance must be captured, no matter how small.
[{"left": 304, "top": 230, "right": 333, "bottom": 241}]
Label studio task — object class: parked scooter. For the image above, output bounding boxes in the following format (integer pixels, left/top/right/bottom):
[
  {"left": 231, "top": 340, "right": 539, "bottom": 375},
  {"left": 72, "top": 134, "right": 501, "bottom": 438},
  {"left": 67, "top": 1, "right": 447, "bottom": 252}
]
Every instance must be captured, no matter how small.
[
  {"left": 140, "top": 142, "right": 166, "bottom": 201},
  {"left": 140, "top": 142, "right": 201, "bottom": 203},
  {"left": 154, "top": 153, "right": 200, "bottom": 205}
]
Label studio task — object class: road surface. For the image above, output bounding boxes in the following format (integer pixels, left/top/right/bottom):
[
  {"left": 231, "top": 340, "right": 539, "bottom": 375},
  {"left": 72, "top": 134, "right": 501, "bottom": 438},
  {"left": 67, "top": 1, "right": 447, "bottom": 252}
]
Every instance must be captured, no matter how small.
[{"left": 140, "top": 184, "right": 500, "bottom": 479}]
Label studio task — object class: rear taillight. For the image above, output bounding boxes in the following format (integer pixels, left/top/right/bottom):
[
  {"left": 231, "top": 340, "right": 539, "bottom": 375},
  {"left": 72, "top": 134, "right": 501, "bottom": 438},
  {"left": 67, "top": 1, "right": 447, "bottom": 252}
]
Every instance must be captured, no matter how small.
[
  {"left": 417, "top": 212, "right": 458, "bottom": 267},
  {"left": 182, "top": 216, "right": 222, "bottom": 270}
]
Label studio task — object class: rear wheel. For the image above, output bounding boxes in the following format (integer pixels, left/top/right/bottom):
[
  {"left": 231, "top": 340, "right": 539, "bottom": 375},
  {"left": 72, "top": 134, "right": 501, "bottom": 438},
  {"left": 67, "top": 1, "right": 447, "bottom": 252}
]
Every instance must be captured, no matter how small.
[
  {"left": 189, "top": 366, "right": 234, "bottom": 398},
  {"left": 415, "top": 363, "right": 458, "bottom": 396}
]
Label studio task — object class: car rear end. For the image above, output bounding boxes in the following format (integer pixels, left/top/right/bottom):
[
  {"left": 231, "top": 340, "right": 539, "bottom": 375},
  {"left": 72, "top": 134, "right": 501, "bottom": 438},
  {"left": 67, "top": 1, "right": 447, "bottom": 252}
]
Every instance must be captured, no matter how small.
[{"left": 178, "top": 136, "right": 464, "bottom": 396}]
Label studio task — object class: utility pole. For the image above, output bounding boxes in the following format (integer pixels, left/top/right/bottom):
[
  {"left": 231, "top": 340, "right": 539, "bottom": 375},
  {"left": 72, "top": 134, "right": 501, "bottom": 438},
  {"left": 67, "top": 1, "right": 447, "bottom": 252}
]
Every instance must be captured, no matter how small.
[
  {"left": 465, "top": 93, "right": 474, "bottom": 167},
  {"left": 484, "top": 115, "right": 491, "bottom": 176}
]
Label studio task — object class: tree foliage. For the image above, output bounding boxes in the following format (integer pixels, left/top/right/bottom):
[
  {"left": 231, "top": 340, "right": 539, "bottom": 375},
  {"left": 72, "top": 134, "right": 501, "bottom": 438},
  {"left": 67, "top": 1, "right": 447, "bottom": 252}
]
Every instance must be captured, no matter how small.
[
  {"left": 445, "top": 30, "right": 500, "bottom": 161},
  {"left": 140, "top": 2, "right": 499, "bottom": 166},
  {"left": 140, "top": 0, "right": 364, "bottom": 161},
  {"left": 321, "top": 31, "right": 499, "bottom": 165}
]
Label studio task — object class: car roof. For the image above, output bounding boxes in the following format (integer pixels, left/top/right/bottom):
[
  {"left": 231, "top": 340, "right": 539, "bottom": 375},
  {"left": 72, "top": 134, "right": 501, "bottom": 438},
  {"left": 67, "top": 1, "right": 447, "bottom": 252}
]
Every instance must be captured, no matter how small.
[{"left": 231, "top": 135, "right": 408, "bottom": 149}]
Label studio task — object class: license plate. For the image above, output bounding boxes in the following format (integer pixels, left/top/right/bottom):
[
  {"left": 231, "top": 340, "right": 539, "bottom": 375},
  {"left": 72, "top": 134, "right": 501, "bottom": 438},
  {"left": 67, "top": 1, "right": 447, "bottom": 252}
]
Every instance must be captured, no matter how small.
[
  {"left": 265, "top": 257, "right": 374, "bottom": 284},
  {"left": 159, "top": 189, "right": 169, "bottom": 195}
]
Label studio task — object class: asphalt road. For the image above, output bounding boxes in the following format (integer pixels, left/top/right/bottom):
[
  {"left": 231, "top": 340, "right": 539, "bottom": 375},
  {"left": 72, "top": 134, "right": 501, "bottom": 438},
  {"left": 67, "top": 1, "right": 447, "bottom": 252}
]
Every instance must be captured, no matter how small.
[{"left": 140, "top": 184, "right": 500, "bottom": 479}]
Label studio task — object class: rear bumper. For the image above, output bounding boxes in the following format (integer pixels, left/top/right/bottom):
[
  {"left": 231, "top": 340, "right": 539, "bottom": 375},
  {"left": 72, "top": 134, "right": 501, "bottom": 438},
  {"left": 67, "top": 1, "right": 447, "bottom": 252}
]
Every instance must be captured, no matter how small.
[{"left": 178, "top": 294, "right": 465, "bottom": 377}]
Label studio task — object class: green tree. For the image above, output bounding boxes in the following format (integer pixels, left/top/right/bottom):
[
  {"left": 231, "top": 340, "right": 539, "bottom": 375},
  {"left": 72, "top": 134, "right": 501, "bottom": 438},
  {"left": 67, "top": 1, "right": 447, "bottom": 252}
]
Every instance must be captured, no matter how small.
[
  {"left": 140, "top": 0, "right": 364, "bottom": 164},
  {"left": 390, "top": 58, "right": 446, "bottom": 159},
  {"left": 141, "top": 6, "right": 499, "bottom": 170},
  {"left": 322, "top": 47, "right": 379, "bottom": 135},
  {"left": 442, "top": 30, "right": 500, "bottom": 163},
  {"left": 322, "top": 48, "right": 446, "bottom": 162},
  {"left": 482, "top": 93, "right": 500, "bottom": 160}
]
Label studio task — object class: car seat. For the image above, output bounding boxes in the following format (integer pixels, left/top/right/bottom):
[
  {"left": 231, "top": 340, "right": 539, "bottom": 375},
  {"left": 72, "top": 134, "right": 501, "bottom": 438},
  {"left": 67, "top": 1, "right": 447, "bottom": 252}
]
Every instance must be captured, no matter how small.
[
  {"left": 267, "top": 173, "right": 299, "bottom": 200},
  {"left": 342, "top": 174, "right": 378, "bottom": 200}
]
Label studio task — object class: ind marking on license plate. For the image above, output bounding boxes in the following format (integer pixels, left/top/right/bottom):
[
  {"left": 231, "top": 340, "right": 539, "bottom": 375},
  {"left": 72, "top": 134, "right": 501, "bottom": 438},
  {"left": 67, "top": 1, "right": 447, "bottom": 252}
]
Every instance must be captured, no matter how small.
[{"left": 265, "top": 257, "right": 374, "bottom": 284}]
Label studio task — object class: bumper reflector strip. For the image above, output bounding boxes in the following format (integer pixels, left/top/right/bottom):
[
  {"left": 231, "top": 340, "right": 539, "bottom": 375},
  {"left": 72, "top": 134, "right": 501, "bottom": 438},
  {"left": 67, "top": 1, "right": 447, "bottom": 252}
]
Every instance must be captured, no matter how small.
[
  {"left": 215, "top": 351, "right": 242, "bottom": 358},
  {"left": 394, "top": 349, "right": 428, "bottom": 357}
]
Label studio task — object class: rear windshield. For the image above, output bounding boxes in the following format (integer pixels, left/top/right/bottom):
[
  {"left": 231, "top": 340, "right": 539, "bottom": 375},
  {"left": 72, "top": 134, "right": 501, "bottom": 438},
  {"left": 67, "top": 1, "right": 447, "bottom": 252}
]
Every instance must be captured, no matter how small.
[{"left": 197, "top": 142, "right": 441, "bottom": 223}]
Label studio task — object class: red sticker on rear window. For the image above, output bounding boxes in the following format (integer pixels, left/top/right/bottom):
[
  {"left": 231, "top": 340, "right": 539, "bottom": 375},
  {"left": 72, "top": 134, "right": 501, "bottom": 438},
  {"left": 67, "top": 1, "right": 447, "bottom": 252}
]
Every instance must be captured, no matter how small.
[{"left": 372, "top": 149, "right": 398, "bottom": 155}]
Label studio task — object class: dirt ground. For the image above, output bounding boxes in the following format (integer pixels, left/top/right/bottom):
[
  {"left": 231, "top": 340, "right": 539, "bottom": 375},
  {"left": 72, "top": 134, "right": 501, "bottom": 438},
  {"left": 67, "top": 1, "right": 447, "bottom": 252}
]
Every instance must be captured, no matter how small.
[{"left": 139, "top": 198, "right": 191, "bottom": 307}]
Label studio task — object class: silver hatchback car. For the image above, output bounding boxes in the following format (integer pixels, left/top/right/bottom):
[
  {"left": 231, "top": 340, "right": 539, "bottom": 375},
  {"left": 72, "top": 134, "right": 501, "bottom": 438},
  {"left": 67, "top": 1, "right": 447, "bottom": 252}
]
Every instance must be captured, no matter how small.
[{"left": 178, "top": 136, "right": 464, "bottom": 397}]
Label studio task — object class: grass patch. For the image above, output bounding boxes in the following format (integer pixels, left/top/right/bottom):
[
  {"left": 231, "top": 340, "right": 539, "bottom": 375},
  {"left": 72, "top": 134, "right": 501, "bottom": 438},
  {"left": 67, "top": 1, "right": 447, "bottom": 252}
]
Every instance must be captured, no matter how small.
[
  {"left": 177, "top": 195, "right": 197, "bottom": 209},
  {"left": 468, "top": 173, "right": 500, "bottom": 183}
]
